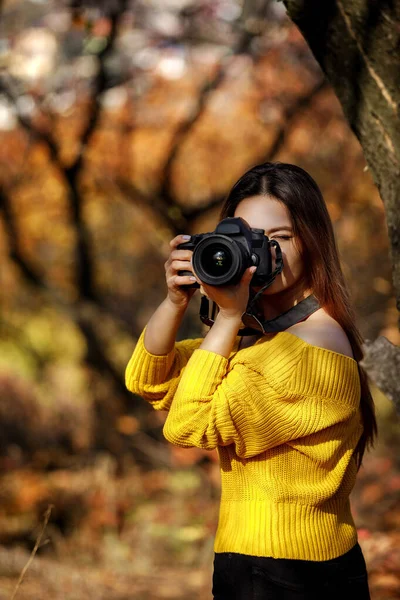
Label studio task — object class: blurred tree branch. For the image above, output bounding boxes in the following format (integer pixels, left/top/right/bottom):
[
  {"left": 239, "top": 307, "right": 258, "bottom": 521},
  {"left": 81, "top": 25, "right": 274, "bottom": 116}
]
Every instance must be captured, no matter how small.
[
  {"left": 0, "top": 2, "right": 141, "bottom": 411},
  {"left": 159, "top": 1, "right": 284, "bottom": 212},
  {"left": 0, "top": 0, "right": 129, "bottom": 303},
  {"left": 115, "top": 74, "right": 327, "bottom": 231},
  {"left": 0, "top": 181, "right": 139, "bottom": 409},
  {"left": 65, "top": 0, "right": 129, "bottom": 301},
  {"left": 265, "top": 77, "right": 327, "bottom": 158},
  {"left": 0, "top": 185, "right": 45, "bottom": 287},
  {"left": 181, "top": 75, "right": 328, "bottom": 221}
]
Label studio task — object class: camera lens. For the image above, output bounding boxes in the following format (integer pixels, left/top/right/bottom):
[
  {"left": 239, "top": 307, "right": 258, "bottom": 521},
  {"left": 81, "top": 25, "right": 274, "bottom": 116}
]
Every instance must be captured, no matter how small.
[
  {"left": 192, "top": 235, "right": 245, "bottom": 285},
  {"left": 202, "top": 245, "right": 233, "bottom": 276}
]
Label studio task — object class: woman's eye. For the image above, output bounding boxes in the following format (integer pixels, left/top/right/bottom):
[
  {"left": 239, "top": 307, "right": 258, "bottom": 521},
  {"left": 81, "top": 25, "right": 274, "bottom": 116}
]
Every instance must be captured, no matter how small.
[{"left": 273, "top": 235, "right": 292, "bottom": 240}]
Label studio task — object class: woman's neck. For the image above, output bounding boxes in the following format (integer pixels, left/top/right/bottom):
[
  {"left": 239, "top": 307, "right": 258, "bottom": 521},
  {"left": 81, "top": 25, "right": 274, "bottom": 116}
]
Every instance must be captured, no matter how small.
[{"left": 257, "top": 284, "right": 313, "bottom": 321}]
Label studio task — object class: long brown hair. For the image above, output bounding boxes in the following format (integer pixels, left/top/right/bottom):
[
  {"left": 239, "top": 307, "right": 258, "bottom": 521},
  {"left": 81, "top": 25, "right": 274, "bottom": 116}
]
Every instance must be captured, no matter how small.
[{"left": 220, "top": 161, "right": 377, "bottom": 469}]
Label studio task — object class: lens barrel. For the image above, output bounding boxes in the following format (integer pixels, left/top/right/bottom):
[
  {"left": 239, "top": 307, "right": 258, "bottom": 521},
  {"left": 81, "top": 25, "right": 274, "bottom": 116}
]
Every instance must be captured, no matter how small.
[{"left": 192, "top": 235, "right": 248, "bottom": 286}]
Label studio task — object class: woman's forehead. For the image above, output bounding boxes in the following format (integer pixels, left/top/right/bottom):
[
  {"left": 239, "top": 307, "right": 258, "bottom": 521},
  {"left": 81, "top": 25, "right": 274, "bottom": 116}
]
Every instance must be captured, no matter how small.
[{"left": 234, "top": 195, "right": 292, "bottom": 230}]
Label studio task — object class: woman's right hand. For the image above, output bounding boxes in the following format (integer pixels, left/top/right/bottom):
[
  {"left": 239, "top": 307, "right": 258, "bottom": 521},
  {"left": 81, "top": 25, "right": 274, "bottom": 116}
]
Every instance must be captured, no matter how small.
[{"left": 165, "top": 235, "right": 198, "bottom": 309}]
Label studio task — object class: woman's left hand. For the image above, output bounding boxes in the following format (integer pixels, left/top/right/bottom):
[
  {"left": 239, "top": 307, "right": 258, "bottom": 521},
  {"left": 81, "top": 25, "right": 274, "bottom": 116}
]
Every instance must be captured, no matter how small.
[{"left": 193, "top": 266, "right": 257, "bottom": 321}]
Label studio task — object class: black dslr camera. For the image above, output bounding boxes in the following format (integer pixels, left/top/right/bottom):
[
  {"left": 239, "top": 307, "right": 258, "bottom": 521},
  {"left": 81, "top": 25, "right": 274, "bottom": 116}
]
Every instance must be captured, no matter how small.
[{"left": 177, "top": 217, "right": 280, "bottom": 288}]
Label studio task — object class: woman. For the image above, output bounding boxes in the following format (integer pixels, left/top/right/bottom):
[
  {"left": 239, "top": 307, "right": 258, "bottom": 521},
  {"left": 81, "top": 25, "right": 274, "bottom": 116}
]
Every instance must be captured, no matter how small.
[{"left": 125, "top": 162, "right": 376, "bottom": 599}]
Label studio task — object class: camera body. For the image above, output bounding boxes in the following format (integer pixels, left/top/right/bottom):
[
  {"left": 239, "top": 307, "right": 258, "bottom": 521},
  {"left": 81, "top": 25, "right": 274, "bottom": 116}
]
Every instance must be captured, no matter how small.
[{"left": 177, "top": 217, "right": 275, "bottom": 287}]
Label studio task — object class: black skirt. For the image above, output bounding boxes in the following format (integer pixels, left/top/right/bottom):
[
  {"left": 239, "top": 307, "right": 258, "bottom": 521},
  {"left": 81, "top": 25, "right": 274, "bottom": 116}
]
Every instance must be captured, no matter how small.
[{"left": 212, "top": 542, "right": 370, "bottom": 600}]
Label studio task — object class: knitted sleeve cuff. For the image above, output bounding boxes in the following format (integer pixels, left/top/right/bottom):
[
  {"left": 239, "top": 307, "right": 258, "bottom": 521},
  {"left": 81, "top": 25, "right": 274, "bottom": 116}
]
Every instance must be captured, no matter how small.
[{"left": 125, "top": 326, "right": 176, "bottom": 390}]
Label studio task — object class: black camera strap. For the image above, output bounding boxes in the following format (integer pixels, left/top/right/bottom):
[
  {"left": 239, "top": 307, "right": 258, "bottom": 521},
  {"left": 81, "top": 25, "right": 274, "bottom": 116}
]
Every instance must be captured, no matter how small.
[
  {"left": 240, "top": 293, "right": 320, "bottom": 335},
  {"left": 246, "top": 239, "right": 283, "bottom": 315},
  {"left": 200, "top": 293, "right": 320, "bottom": 336}
]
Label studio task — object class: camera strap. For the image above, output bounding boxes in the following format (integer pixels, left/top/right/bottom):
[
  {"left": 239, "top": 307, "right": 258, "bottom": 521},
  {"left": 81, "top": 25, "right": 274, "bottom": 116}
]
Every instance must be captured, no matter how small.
[
  {"left": 245, "top": 239, "right": 283, "bottom": 314},
  {"left": 200, "top": 293, "right": 320, "bottom": 335},
  {"left": 240, "top": 293, "right": 320, "bottom": 335}
]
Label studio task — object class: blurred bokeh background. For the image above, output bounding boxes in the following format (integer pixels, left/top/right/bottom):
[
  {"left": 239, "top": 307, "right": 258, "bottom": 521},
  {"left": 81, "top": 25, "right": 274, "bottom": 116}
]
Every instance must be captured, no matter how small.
[{"left": 0, "top": 1, "right": 399, "bottom": 598}]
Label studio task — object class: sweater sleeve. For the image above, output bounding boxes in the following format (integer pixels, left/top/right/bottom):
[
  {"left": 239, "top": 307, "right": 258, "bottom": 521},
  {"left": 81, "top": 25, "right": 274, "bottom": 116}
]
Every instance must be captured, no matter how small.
[
  {"left": 162, "top": 346, "right": 360, "bottom": 458},
  {"left": 125, "top": 326, "right": 204, "bottom": 411}
]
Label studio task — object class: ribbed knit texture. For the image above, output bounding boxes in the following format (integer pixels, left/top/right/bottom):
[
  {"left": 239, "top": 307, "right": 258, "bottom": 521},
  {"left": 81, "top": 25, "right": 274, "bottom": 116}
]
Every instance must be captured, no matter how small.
[{"left": 125, "top": 327, "right": 363, "bottom": 561}]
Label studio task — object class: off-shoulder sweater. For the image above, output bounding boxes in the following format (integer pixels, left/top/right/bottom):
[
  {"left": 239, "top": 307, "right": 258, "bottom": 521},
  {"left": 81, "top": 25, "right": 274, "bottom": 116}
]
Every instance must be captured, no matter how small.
[{"left": 125, "top": 326, "right": 363, "bottom": 561}]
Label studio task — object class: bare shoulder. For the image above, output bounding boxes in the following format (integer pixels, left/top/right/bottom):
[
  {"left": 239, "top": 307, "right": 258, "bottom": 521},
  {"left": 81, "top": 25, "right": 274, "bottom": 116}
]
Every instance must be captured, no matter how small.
[{"left": 286, "top": 310, "right": 354, "bottom": 359}]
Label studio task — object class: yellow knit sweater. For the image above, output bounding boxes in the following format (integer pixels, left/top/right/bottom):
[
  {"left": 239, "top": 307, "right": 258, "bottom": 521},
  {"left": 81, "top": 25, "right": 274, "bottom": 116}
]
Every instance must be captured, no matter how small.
[{"left": 125, "top": 326, "right": 363, "bottom": 561}]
